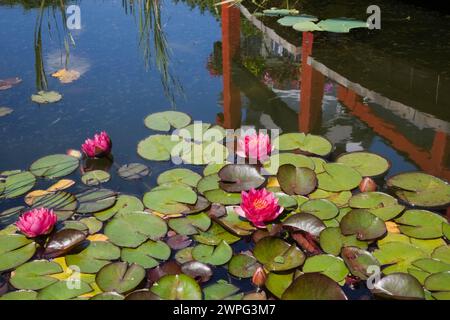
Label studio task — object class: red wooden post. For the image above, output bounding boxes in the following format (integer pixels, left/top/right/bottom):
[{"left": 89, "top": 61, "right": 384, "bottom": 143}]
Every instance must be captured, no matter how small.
[
  {"left": 219, "top": 4, "right": 241, "bottom": 130},
  {"left": 299, "top": 32, "right": 324, "bottom": 133}
]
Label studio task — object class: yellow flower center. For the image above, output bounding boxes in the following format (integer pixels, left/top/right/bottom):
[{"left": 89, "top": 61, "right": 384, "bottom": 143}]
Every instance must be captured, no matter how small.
[{"left": 253, "top": 199, "right": 268, "bottom": 210}]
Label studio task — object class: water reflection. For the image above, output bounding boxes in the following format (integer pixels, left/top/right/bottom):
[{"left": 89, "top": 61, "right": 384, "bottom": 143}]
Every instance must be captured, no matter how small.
[
  {"left": 11, "top": 0, "right": 181, "bottom": 102},
  {"left": 218, "top": 3, "right": 450, "bottom": 182}
]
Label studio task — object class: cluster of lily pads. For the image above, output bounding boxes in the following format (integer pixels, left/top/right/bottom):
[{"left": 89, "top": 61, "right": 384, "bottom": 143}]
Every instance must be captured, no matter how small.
[
  {"left": 260, "top": 8, "right": 369, "bottom": 33},
  {"left": 0, "top": 110, "right": 449, "bottom": 300}
]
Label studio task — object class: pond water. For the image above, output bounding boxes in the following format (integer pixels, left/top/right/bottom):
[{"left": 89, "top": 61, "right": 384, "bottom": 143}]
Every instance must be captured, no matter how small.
[{"left": 0, "top": 0, "right": 449, "bottom": 300}]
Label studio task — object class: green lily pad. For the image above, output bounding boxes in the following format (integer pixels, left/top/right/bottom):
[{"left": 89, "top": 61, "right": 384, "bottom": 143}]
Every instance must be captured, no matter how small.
[
  {"left": 65, "top": 241, "right": 120, "bottom": 273},
  {"left": 78, "top": 217, "right": 103, "bottom": 234},
  {"left": 265, "top": 272, "right": 294, "bottom": 299},
  {"left": 274, "top": 133, "right": 332, "bottom": 156},
  {"left": 81, "top": 170, "right": 110, "bottom": 186},
  {"left": 0, "top": 234, "right": 36, "bottom": 272},
  {"left": 263, "top": 8, "right": 299, "bottom": 16},
  {"left": 0, "top": 290, "right": 38, "bottom": 300},
  {"left": 30, "top": 154, "right": 79, "bottom": 179},
  {"left": 143, "top": 184, "right": 197, "bottom": 215},
  {"left": 277, "top": 15, "right": 318, "bottom": 26},
  {"left": 412, "top": 258, "right": 450, "bottom": 274},
  {"left": 121, "top": 240, "right": 170, "bottom": 268},
  {"left": 144, "top": 111, "right": 191, "bottom": 131},
  {"left": 275, "top": 192, "right": 298, "bottom": 209},
  {"left": 374, "top": 241, "right": 428, "bottom": 274},
  {"left": 91, "top": 292, "right": 125, "bottom": 300},
  {"left": 105, "top": 212, "right": 167, "bottom": 248},
  {"left": 372, "top": 273, "right": 425, "bottom": 300},
  {"left": 137, "top": 134, "right": 180, "bottom": 161},
  {"left": 309, "top": 189, "right": 352, "bottom": 208},
  {"left": 31, "top": 91, "right": 62, "bottom": 104},
  {"left": 37, "top": 280, "right": 92, "bottom": 300},
  {"left": 215, "top": 206, "right": 256, "bottom": 236},
  {"left": 253, "top": 237, "right": 305, "bottom": 271},
  {"left": 175, "top": 247, "right": 194, "bottom": 264},
  {"left": 76, "top": 188, "right": 117, "bottom": 214},
  {"left": 302, "top": 254, "right": 349, "bottom": 284},
  {"left": 175, "top": 141, "right": 229, "bottom": 165},
  {"left": 341, "top": 246, "right": 380, "bottom": 280},
  {"left": 282, "top": 213, "right": 326, "bottom": 237},
  {"left": 300, "top": 199, "right": 339, "bottom": 220},
  {"left": 151, "top": 274, "right": 202, "bottom": 300},
  {"left": 0, "top": 206, "right": 23, "bottom": 226},
  {"left": 387, "top": 172, "right": 450, "bottom": 208},
  {"left": 282, "top": 273, "right": 347, "bottom": 300},
  {"left": 31, "top": 191, "right": 78, "bottom": 220},
  {"left": 319, "top": 228, "right": 368, "bottom": 256},
  {"left": 168, "top": 212, "right": 211, "bottom": 236},
  {"left": 203, "top": 162, "right": 228, "bottom": 176},
  {"left": 0, "top": 171, "right": 36, "bottom": 199},
  {"left": 349, "top": 192, "right": 405, "bottom": 221},
  {"left": 262, "top": 153, "right": 315, "bottom": 175},
  {"left": 117, "top": 163, "right": 150, "bottom": 180},
  {"left": 395, "top": 210, "right": 447, "bottom": 239},
  {"left": 61, "top": 220, "right": 88, "bottom": 232},
  {"left": 277, "top": 164, "right": 317, "bottom": 196},
  {"left": 194, "top": 222, "right": 240, "bottom": 245},
  {"left": 94, "top": 195, "right": 144, "bottom": 221},
  {"left": 218, "top": 164, "right": 265, "bottom": 193},
  {"left": 157, "top": 168, "right": 202, "bottom": 187},
  {"left": 204, "top": 189, "right": 241, "bottom": 205},
  {"left": 10, "top": 260, "right": 62, "bottom": 290},
  {"left": 317, "top": 163, "right": 362, "bottom": 192},
  {"left": 336, "top": 152, "right": 390, "bottom": 177},
  {"left": 424, "top": 271, "right": 450, "bottom": 292},
  {"left": 292, "top": 21, "right": 323, "bottom": 32},
  {"left": 433, "top": 245, "right": 450, "bottom": 264},
  {"left": 340, "top": 209, "right": 386, "bottom": 240},
  {"left": 197, "top": 174, "right": 220, "bottom": 194},
  {"left": 228, "top": 253, "right": 260, "bottom": 278},
  {"left": 96, "top": 262, "right": 145, "bottom": 294},
  {"left": 175, "top": 122, "right": 225, "bottom": 142},
  {"left": 204, "top": 281, "right": 243, "bottom": 300},
  {"left": 443, "top": 223, "right": 450, "bottom": 240},
  {"left": 192, "top": 240, "right": 233, "bottom": 265},
  {"left": 317, "top": 18, "right": 368, "bottom": 33}
]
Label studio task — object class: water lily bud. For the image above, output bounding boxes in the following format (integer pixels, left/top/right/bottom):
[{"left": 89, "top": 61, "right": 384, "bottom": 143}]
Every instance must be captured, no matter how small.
[
  {"left": 81, "top": 131, "right": 112, "bottom": 158},
  {"left": 252, "top": 267, "right": 267, "bottom": 287},
  {"left": 359, "top": 177, "right": 377, "bottom": 192}
]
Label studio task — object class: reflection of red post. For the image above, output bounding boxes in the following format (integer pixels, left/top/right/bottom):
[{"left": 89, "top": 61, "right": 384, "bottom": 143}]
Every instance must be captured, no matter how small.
[
  {"left": 337, "top": 84, "right": 450, "bottom": 181},
  {"left": 218, "top": 4, "right": 241, "bottom": 129},
  {"left": 299, "top": 32, "right": 324, "bottom": 133}
]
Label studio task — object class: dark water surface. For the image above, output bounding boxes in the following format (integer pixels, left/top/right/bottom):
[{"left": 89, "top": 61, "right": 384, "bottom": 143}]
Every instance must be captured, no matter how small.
[{"left": 0, "top": 0, "right": 449, "bottom": 299}]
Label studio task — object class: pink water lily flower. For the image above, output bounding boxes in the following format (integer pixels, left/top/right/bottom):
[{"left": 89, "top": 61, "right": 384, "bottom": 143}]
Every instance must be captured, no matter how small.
[
  {"left": 236, "top": 132, "right": 271, "bottom": 162},
  {"left": 16, "top": 208, "right": 57, "bottom": 238},
  {"left": 235, "top": 188, "right": 283, "bottom": 228},
  {"left": 81, "top": 131, "right": 112, "bottom": 158}
]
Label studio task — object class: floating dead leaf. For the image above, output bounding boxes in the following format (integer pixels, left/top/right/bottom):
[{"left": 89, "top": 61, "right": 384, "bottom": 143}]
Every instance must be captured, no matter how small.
[
  {"left": 87, "top": 234, "right": 109, "bottom": 242},
  {"left": 25, "top": 190, "right": 50, "bottom": 206},
  {"left": 267, "top": 177, "right": 280, "bottom": 188},
  {"left": 67, "top": 149, "right": 83, "bottom": 159},
  {"left": 0, "top": 77, "right": 22, "bottom": 90},
  {"left": 0, "top": 107, "right": 13, "bottom": 117},
  {"left": 52, "top": 69, "right": 80, "bottom": 84},
  {"left": 47, "top": 179, "right": 75, "bottom": 192},
  {"left": 385, "top": 221, "right": 400, "bottom": 234}
]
